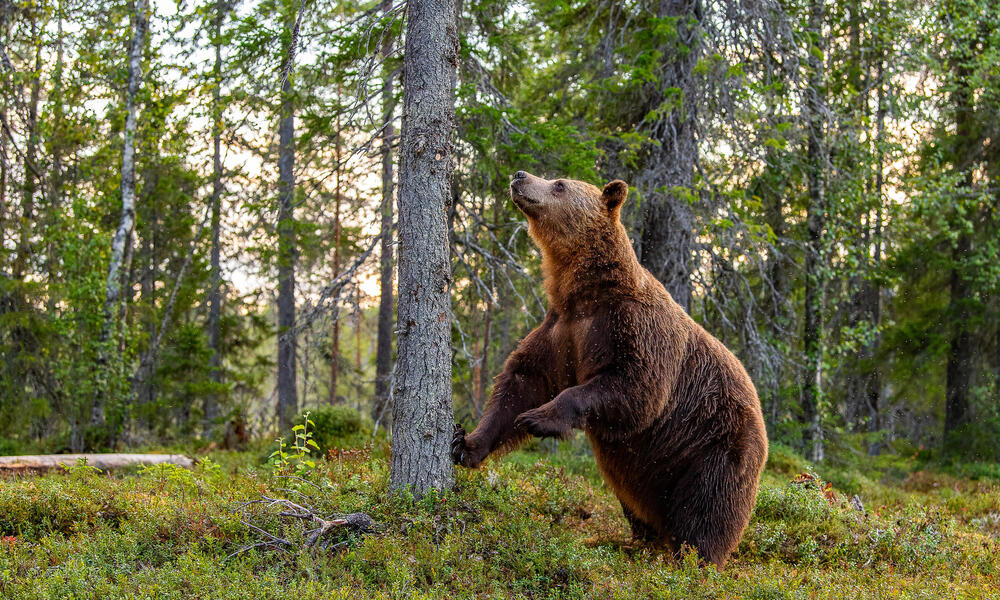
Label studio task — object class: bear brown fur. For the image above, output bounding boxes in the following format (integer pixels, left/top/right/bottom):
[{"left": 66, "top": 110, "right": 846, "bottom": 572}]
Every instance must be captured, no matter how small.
[{"left": 451, "top": 171, "right": 769, "bottom": 567}]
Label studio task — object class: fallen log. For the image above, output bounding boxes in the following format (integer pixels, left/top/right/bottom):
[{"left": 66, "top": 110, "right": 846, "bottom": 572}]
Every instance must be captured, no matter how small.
[{"left": 0, "top": 453, "right": 194, "bottom": 474}]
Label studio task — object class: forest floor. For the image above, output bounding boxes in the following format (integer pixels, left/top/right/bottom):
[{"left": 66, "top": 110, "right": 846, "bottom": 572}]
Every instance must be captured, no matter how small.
[{"left": 0, "top": 437, "right": 998, "bottom": 599}]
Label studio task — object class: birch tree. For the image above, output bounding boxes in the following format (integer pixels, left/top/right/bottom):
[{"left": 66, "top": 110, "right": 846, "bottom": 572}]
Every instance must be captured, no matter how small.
[{"left": 92, "top": 0, "right": 148, "bottom": 430}]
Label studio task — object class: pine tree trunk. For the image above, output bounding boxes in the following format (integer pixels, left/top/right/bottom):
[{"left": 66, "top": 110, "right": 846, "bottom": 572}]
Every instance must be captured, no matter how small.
[
  {"left": 48, "top": 1, "right": 66, "bottom": 311},
  {"left": 761, "top": 147, "right": 786, "bottom": 429},
  {"left": 866, "top": 19, "right": 887, "bottom": 455},
  {"left": 328, "top": 112, "right": 342, "bottom": 405},
  {"left": 843, "top": 6, "right": 867, "bottom": 432},
  {"left": 13, "top": 19, "right": 40, "bottom": 280},
  {"left": 275, "top": 17, "right": 298, "bottom": 432},
  {"left": 0, "top": 12, "right": 7, "bottom": 242},
  {"left": 204, "top": 0, "right": 225, "bottom": 437},
  {"left": 389, "top": 0, "right": 458, "bottom": 496},
  {"left": 943, "top": 55, "right": 976, "bottom": 440},
  {"left": 801, "top": 0, "right": 825, "bottom": 462},
  {"left": 135, "top": 177, "right": 157, "bottom": 421},
  {"left": 636, "top": 0, "right": 702, "bottom": 312},
  {"left": 475, "top": 305, "right": 490, "bottom": 419},
  {"left": 373, "top": 0, "right": 396, "bottom": 424},
  {"left": 945, "top": 235, "right": 973, "bottom": 436},
  {"left": 93, "top": 0, "right": 148, "bottom": 429}
]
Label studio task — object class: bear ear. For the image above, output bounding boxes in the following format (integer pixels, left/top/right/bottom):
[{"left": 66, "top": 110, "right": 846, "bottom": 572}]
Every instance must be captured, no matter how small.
[{"left": 602, "top": 180, "right": 628, "bottom": 211}]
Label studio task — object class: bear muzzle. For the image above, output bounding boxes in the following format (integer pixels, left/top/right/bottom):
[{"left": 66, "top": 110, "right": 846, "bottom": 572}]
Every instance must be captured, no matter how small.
[{"left": 510, "top": 180, "right": 538, "bottom": 207}]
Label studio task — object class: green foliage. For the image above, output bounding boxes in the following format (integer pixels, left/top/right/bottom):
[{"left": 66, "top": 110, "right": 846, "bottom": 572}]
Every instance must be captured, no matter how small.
[
  {"left": 943, "top": 382, "right": 1000, "bottom": 462},
  {"left": 1, "top": 0, "right": 998, "bottom": 492},
  {"left": 301, "top": 405, "right": 373, "bottom": 455},
  {"left": 270, "top": 412, "right": 321, "bottom": 474}
]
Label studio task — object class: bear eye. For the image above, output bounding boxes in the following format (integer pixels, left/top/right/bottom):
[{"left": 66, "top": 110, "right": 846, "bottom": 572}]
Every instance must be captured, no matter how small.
[{"left": 553, "top": 181, "right": 566, "bottom": 193}]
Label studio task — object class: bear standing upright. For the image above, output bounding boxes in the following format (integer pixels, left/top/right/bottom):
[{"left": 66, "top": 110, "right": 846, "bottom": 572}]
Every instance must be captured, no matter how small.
[{"left": 452, "top": 171, "right": 769, "bottom": 567}]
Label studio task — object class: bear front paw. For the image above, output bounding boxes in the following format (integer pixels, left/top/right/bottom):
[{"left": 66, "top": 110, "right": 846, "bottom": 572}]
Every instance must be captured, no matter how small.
[
  {"left": 451, "top": 425, "right": 487, "bottom": 468},
  {"left": 515, "top": 407, "right": 572, "bottom": 439}
]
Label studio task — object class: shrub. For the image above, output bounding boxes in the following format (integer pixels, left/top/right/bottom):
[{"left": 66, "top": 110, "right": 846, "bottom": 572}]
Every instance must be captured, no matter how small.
[
  {"left": 299, "top": 405, "right": 372, "bottom": 454},
  {"left": 764, "top": 443, "right": 814, "bottom": 476}
]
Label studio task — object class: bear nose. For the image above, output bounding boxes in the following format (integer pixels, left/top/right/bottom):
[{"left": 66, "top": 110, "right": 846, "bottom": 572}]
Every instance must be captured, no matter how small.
[{"left": 513, "top": 171, "right": 527, "bottom": 180}]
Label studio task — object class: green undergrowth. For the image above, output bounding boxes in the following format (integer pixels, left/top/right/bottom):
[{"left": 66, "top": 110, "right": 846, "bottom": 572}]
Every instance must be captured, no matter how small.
[{"left": 0, "top": 439, "right": 998, "bottom": 599}]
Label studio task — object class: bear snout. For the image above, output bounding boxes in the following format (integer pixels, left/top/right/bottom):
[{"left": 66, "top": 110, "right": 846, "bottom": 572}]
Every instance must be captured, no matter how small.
[{"left": 510, "top": 177, "right": 538, "bottom": 206}]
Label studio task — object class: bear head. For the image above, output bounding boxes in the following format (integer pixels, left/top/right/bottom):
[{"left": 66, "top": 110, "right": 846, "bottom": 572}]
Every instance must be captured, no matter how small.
[{"left": 509, "top": 171, "right": 628, "bottom": 255}]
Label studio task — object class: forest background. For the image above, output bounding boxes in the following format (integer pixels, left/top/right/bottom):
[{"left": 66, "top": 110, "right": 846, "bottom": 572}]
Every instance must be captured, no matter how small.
[{"left": 1, "top": 0, "right": 999, "bottom": 466}]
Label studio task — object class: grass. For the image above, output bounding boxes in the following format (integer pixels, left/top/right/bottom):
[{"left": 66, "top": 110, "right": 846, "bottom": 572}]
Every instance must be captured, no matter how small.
[{"left": 0, "top": 437, "right": 998, "bottom": 599}]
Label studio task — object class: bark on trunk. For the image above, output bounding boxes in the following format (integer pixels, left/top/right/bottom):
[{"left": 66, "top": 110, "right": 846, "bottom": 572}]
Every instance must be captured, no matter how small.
[
  {"left": 843, "top": 7, "right": 867, "bottom": 431},
  {"left": 945, "top": 235, "right": 973, "bottom": 435},
  {"left": 13, "top": 19, "right": 40, "bottom": 280},
  {"left": 0, "top": 12, "right": 7, "bottom": 240},
  {"left": 135, "top": 176, "right": 157, "bottom": 420},
  {"left": 328, "top": 110, "right": 343, "bottom": 405},
  {"left": 204, "top": 0, "right": 225, "bottom": 438},
  {"left": 943, "top": 55, "right": 976, "bottom": 440},
  {"left": 761, "top": 147, "right": 786, "bottom": 429},
  {"left": 276, "top": 19, "right": 298, "bottom": 432},
  {"left": 636, "top": 0, "right": 702, "bottom": 312},
  {"left": 93, "top": 0, "right": 148, "bottom": 429},
  {"left": 389, "top": 0, "right": 458, "bottom": 496},
  {"left": 474, "top": 304, "right": 490, "bottom": 419},
  {"left": 373, "top": 0, "right": 396, "bottom": 424},
  {"left": 801, "top": 0, "right": 825, "bottom": 462},
  {"left": 48, "top": 3, "right": 66, "bottom": 309},
  {"left": 866, "top": 26, "right": 886, "bottom": 455}
]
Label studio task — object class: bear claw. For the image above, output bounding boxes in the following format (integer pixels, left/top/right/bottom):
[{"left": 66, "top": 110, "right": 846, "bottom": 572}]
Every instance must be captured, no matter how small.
[{"left": 452, "top": 424, "right": 484, "bottom": 468}]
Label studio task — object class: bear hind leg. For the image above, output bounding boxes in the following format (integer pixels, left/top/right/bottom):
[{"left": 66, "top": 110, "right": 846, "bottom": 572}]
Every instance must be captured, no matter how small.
[
  {"left": 666, "top": 469, "right": 756, "bottom": 567},
  {"left": 621, "top": 502, "right": 659, "bottom": 544}
]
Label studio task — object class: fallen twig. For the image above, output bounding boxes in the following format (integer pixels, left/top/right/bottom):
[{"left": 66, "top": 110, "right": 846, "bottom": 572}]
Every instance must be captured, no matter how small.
[{"left": 228, "top": 491, "right": 376, "bottom": 561}]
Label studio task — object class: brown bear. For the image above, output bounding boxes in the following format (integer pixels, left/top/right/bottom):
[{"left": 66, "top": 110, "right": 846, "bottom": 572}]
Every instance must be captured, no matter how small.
[{"left": 452, "top": 171, "right": 768, "bottom": 567}]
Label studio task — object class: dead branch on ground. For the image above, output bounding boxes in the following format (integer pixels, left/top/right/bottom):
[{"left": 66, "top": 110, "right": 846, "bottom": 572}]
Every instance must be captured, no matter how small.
[{"left": 228, "top": 492, "right": 376, "bottom": 560}]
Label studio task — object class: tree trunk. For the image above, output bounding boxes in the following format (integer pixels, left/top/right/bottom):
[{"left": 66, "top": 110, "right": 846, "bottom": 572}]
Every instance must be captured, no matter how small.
[
  {"left": 136, "top": 173, "right": 157, "bottom": 422},
  {"left": 843, "top": 5, "right": 867, "bottom": 431},
  {"left": 474, "top": 303, "right": 490, "bottom": 419},
  {"left": 204, "top": 0, "right": 225, "bottom": 437},
  {"left": 945, "top": 235, "right": 973, "bottom": 436},
  {"left": 355, "top": 289, "right": 362, "bottom": 370},
  {"left": 943, "top": 52, "right": 976, "bottom": 440},
  {"left": 0, "top": 12, "right": 7, "bottom": 241},
  {"left": 389, "top": 0, "right": 458, "bottom": 496},
  {"left": 760, "top": 147, "right": 786, "bottom": 429},
  {"left": 275, "top": 15, "right": 298, "bottom": 432},
  {"left": 93, "top": 0, "right": 148, "bottom": 430},
  {"left": 13, "top": 19, "right": 40, "bottom": 280},
  {"left": 47, "top": 1, "right": 66, "bottom": 311},
  {"left": 866, "top": 17, "right": 887, "bottom": 455},
  {"left": 801, "top": 0, "right": 825, "bottom": 462},
  {"left": 373, "top": 0, "right": 396, "bottom": 424},
  {"left": 328, "top": 110, "right": 343, "bottom": 405},
  {"left": 636, "top": 0, "right": 702, "bottom": 312}
]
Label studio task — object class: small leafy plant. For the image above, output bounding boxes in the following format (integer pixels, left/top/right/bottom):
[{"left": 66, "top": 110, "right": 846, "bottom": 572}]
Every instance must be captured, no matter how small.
[
  {"left": 138, "top": 462, "right": 198, "bottom": 497},
  {"left": 270, "top": 411, "right": 321, "bottom": 475},
  {"left": 65, "top": 456, "right": 102, "bottom": 480}
]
